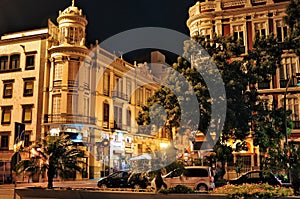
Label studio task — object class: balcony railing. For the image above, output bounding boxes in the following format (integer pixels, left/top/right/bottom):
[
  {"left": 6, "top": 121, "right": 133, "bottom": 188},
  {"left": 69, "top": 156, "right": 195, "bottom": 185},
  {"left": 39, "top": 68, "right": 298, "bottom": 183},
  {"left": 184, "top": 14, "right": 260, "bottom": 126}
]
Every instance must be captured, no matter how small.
[
  {"left": 222, "top": 0, "right": 246, "bottom": 9},
  {"left": 293, "top": 121, "right": 300, "bottom": 129},
  {"left": 251, "top": 0, "right": 267, "bottom": 4},
  {"left": 200, "top": 1, "right": 216, "bottom": 12},
  {"left": 258, "top": 81, "right": 271, "bottom": 89},
  {"left": 280, "top": 79, "right": 295, "bottom": 88},
  {"left": 68, "top": 80, "right": 78, "bottom": 88},
  {"left": 112, "top": 91, "right": 128, "bottom": 101},
  {"left": 44, "top": 114, "right": 96, "bottom": 125},
  {"left": 53, "top": 80, "right": 62, "bottom": 88}
]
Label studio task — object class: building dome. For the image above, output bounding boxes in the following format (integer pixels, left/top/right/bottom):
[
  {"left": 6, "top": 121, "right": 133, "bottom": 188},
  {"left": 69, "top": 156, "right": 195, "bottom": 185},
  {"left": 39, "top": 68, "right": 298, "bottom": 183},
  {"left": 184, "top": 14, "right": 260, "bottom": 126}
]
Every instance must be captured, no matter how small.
[
  {"left": 55, "top": 0, "right": 88, "bottom": 47},
  {"left": 60, "top": 5, "right": 82, "bottom": 16}
]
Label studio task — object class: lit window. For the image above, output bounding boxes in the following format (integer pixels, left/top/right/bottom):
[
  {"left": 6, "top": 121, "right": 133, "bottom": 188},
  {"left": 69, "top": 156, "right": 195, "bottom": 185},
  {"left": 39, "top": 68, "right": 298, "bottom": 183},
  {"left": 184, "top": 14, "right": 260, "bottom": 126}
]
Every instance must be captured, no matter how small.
[
  {"left": 1, "top": 106, "right": 12, "bottom": 124},
  {"left": 3, "top": 81, "right": 13, "bottom": 98},
  {"left": 22, "top": 105, "right": 33, "bottom": 123},
  {"left": 254, "top": 22, "right": 266, "bottom": 38},
  {"left": 23, "top": 79, "right": 34, "bottom": 97},
  {"left": 52, "top": 95, "right": 61, "bottom": 114},
  {"left": 54, "top": 64, "right": 63, "bottom": 81}
]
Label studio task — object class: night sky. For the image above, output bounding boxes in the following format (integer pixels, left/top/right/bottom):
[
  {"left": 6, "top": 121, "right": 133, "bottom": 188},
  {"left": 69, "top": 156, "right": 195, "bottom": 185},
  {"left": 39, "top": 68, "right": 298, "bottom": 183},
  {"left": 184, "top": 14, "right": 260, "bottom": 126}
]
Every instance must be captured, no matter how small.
[{"left": 0, "top": 0, "right": 196, "bottom": 63}]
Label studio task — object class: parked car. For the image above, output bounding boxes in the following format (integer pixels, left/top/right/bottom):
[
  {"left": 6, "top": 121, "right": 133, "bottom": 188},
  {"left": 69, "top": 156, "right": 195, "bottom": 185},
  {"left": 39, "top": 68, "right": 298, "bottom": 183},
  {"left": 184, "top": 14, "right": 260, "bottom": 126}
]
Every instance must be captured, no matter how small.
[
  {"left": 229, "top": 170, "right": 282, "bottom": 186},
  {"left": 152, "top": 166, "right": 215, "bottom": 191},
  {"left": 275, "top": 173, "right": 292, "bottom": 188},
  {"left": 97, "top": 170, "right": 149, "bottom": 189}
]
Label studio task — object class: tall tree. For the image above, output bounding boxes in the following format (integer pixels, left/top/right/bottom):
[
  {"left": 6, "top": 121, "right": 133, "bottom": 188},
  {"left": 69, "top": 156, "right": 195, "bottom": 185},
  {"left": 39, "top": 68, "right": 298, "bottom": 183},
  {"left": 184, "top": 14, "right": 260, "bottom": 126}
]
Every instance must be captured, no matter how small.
[
  {"left": 284, "top": 0, "right": 300, "bottom": 56},
  {"left": 244, "top": 33, "right": 287, "bottom": 172},
  {"left": 137, "top": 34, "right": 251, "bottom": 175},
  {"left": 16, "top": 135, "right": 85, "bottom": 189}
]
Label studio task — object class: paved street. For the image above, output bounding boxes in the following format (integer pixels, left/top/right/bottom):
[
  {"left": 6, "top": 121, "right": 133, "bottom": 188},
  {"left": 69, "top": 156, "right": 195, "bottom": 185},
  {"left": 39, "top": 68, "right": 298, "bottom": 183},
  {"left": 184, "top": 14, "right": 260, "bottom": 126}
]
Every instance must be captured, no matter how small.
[{"left": 0, "top": 180, "right": 100, "bottom": 199}]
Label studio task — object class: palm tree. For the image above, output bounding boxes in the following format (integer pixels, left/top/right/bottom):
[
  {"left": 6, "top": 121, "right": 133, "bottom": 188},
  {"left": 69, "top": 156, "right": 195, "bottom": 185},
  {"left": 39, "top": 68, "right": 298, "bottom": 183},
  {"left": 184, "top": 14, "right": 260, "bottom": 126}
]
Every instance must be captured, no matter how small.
[{"left": 15, "top": 134, "right": 85, "bottom": 189}]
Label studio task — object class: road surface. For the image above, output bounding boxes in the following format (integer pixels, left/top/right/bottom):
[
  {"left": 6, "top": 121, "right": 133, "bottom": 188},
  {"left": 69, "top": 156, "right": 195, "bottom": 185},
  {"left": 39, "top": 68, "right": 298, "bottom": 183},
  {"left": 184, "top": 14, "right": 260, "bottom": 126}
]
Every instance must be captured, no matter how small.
[{"left": 0, "top": 180, "right": 100, "bottom": 199}]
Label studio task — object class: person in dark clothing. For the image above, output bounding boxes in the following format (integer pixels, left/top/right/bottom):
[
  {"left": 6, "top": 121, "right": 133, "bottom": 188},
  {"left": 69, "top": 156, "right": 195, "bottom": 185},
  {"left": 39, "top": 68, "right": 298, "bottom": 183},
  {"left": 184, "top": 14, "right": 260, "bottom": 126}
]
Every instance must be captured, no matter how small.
[{"left": 155, "top": 170, "right": 167, "bottom": 190}]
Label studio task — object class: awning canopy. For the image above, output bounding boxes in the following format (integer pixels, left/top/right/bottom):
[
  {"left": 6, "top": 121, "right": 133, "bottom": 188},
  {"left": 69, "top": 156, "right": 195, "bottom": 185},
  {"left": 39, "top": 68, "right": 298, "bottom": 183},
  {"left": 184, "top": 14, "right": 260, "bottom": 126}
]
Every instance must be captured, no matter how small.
[{"left": 129, "top": 153, "right": 152, "bottom": 161}]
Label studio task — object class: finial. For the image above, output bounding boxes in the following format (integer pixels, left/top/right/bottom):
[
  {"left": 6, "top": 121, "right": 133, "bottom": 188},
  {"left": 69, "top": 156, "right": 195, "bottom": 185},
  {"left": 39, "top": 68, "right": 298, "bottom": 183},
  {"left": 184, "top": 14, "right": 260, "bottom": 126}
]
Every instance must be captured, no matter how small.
[{"left": 72, "top": 0, "right": 75, "bottom": 7}]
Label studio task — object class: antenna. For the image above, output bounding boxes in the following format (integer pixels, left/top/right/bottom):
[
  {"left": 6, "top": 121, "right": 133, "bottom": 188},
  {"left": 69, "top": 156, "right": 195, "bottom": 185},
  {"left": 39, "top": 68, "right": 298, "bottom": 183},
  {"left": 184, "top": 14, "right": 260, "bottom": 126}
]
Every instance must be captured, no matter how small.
[{"left": 72, "top": 0, "right": 75, "bottom": 7}]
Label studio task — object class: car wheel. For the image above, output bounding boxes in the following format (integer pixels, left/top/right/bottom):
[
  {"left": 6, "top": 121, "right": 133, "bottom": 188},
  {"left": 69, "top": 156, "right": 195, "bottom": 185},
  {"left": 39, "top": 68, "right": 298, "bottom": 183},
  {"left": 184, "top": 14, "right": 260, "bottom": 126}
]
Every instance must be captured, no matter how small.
[
  {"left": 134, "top": 184, "right": 141, "bottom": 189},
  {"left": 197, "top": 184, "right": 208, "bottom": 192},
  {"left": 99, "top": 184, "right": 108, "bottom": 189}
]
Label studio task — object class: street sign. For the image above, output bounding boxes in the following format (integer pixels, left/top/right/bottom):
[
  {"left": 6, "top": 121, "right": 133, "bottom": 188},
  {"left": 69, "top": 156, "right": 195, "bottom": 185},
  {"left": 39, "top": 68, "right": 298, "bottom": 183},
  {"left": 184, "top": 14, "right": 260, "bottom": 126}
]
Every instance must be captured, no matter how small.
[{"left": 14, "top": 122, "right": 25, "bottom": 143}]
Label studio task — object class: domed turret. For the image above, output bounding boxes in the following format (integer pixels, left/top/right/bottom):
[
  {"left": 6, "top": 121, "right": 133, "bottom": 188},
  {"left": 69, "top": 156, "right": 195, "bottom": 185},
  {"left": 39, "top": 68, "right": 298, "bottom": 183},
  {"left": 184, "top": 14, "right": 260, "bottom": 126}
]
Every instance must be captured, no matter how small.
[{"left": 56, "top": 0, "right": 87, "bottom": 46}]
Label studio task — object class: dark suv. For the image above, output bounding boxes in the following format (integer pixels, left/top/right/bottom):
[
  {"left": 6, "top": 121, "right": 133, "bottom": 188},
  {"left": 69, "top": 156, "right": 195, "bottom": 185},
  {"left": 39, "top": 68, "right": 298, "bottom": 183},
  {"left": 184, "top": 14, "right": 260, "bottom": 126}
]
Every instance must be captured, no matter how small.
[
  {"left": 229, "top": 170, "right": 282, "bottom": 186},
  {"left": 97, "top": 170, "right": 149, "bottom": 189}
]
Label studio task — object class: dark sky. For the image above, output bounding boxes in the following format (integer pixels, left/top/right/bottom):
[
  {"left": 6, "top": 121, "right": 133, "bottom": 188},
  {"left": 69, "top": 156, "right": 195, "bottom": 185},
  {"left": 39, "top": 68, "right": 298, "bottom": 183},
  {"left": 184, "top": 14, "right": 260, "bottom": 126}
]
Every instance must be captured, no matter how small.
[{"left": 0, "top": 0, "right": 196, "bottom": 62}]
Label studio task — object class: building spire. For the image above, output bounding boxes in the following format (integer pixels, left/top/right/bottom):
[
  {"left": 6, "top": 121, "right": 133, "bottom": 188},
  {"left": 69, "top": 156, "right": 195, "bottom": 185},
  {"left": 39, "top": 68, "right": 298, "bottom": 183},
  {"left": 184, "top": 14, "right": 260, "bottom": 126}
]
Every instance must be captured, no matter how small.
[{"left": 72, "top": 0, "right": 75, "bottom": 7}]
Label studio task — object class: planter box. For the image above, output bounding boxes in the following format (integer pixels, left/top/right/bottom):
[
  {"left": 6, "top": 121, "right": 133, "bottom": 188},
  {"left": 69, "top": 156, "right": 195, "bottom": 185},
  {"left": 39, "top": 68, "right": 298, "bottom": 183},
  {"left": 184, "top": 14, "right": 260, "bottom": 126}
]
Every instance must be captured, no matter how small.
[
  {"left": 16, "top": 188, "right": 300, "bottom": 199},
  {"left": 15, "top": 188, "right": 227, "bottom": 199}
]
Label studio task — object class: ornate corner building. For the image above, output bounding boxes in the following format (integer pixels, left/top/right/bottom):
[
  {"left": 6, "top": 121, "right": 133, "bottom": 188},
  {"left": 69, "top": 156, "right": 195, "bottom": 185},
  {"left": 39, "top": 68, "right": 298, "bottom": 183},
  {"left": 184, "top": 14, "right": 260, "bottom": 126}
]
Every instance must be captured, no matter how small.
[
  {"left": 0, "top": 2, "right": 172, "bottom": 182},
  {"left": 187, "top": 0, "right": 299, "bottom": 176}
]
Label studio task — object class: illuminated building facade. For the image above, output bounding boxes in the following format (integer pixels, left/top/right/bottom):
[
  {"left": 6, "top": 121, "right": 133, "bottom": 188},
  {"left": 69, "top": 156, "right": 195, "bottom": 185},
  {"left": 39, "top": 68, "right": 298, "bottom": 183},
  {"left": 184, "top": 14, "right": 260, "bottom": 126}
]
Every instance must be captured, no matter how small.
[
  {"left": 187, "top": 0, "right": 299, "bottom": 176},
  {"left": 0, "top": 1, "right": 165, "bottom": 181}
]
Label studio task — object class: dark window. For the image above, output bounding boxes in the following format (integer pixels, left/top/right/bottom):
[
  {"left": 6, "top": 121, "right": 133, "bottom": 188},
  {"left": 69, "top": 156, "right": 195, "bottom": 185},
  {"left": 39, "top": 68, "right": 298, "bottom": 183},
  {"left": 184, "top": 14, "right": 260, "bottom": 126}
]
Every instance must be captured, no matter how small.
[
  {"left": 3, "top": 82, "right": 13, "bottom": 98},
  {"left": 126, "top": 109, "right": 131, "bottom": 127},
  {"left": 1, "top": 106, "right": 12, "bottom": 124},
  {"left": 283, "top": 27, "right": 288, "bottom": 39},
  {"left": 103, "top": 103, "right": 109, "bottom": 129},
  {"left": 22, "top": 105, "right": 33, "bottom": 123},
  {"left": 103, "top": 72, "right": 110, "bottom": 96},
  {"left": 193, "top": 141, "right": 203, "bottom": 150},
  {"left": 261, "top": 29, "right": 266, "bottom": 36},
  {"left": 24, "top": 133, "right": 30, "bottom": 147},
  {"left": 277, "top": 27, "right": 282, "bottom": 42},
  {"left": 0, "top": 135, "right": 9, "bottom": 149},
  {"left": 0, "top": 56, "right": 8, "bottom": 70},
  {"left": 9, "top": 54, "right": 20, "bottom": 69},
  {"left": 114, "top": 106, "right": 122, "bottom": 129},
  {"left": 23, "top": 80, "right": 34, "bottom": 96},
  {"left": 25, "top": 55, "right": 35, "bottom": 70}
]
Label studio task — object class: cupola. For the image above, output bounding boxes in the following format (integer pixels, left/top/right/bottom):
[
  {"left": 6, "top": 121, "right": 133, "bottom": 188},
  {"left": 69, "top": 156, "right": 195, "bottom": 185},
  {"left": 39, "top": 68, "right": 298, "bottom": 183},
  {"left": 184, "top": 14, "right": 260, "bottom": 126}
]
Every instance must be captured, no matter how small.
[{"left": 56, "top": 0, "right": 88, "bottom": 46}]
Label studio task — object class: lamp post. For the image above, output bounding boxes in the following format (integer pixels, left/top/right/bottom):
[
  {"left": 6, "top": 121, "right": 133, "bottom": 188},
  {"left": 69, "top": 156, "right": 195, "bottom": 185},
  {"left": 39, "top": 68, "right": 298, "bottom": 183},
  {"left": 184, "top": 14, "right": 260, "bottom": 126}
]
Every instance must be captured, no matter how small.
[{"left": 283, "top": 77, "right": 292, "bottom": 147}]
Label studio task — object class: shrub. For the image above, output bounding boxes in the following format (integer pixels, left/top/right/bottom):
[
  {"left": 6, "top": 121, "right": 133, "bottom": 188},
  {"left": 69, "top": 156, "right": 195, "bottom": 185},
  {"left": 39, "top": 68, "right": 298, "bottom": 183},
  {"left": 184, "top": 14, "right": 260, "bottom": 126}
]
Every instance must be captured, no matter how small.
[
  {"left": 212, "top": 183, "right": 294, "bottom": 198},
  {"left": 159, "top": 185, "right": 195, "bottom": 194}
]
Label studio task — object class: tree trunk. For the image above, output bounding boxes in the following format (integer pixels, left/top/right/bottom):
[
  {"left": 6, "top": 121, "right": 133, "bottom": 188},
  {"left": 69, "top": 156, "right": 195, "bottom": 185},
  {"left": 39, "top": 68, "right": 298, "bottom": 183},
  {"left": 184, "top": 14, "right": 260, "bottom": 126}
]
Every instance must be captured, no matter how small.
[
  {"left": 291, "top": 165, "right": 300, "bottom": 196},
  {"left": 47, "top": 166, "right": 55, "bottom": 189}
]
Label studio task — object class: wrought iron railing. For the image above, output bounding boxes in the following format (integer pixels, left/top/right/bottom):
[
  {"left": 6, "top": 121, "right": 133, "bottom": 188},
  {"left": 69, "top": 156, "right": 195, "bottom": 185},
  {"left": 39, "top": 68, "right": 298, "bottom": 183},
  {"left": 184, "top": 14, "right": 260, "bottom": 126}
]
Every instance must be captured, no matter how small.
[
  {"left": 258, "top": 81, "right": 270, "bottom": 89},
  {"left": 293, "top": 121, "right": 300, "bottom": 129},
  {"left": 44, "top": 114, "right": 96, "bottom": 125},
  {"left": 112, "top": 91, "right": 128, "bottom": 101},
  {"left": 280, "top": 79, "right": 295, "bottom": 88}
]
